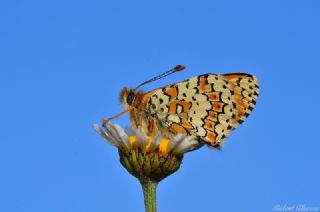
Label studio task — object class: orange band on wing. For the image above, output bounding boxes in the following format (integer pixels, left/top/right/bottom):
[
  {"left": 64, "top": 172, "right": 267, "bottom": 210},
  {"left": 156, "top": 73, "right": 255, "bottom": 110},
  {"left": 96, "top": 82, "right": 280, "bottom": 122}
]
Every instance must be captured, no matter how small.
[
  {"left": 199, "top": 76, "right": 212, "bottom": 93},
  {"left": 169, "top": 102, "right": 177, "bottom": 113},
  {"left": 177, "top": 101, "right": 192, "bottom": 112},
  {"left": 171, "top": 123, "right": 187, "bottom": 133},
  {"left": 166, "top": 87, "right": 178, "bottom": 99},
  {"left": 207, "top": 131, "right": 217, "bottom": 142},
  {"left": 212, "top": 102, "right": 223, "bottom": 112}
]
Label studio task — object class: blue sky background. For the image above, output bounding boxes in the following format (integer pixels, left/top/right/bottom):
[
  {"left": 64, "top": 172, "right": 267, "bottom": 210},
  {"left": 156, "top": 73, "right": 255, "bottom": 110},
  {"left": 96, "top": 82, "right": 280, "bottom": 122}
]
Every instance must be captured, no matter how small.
[{"left": 1, "top": 0, "right": 319, "bottom": 211}]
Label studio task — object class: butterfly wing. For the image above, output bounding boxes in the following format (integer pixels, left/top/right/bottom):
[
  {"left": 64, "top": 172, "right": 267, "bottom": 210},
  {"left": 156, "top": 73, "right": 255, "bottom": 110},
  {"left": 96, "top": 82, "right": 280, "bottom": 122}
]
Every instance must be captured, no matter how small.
[{"left": 145, "top": 73, "right": 259, "bottom": 147}]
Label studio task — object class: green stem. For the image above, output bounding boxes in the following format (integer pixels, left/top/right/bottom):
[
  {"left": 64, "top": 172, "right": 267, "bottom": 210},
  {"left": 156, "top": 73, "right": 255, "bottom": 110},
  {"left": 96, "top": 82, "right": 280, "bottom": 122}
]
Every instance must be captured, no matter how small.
[{"left": 141, "top": 180, "right": 158, "bottom": 212}]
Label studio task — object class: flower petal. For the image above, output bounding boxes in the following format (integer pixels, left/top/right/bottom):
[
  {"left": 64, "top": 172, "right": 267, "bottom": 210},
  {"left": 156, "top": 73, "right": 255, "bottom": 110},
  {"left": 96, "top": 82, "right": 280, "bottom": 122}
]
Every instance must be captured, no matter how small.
[
  {"left": 172, "top": 136, "right": 199, "bottom": 154},
  {"left": 93, "top": 124, "right": 119, "bottom": 147},
  {"left": 135, "top": 128, "right": 149, "bottom": 148},
  {"left": 167, "top": 134, "right": 185, "bottom": 152},
  {"left": 109, "top": 124, "right": 130, "bottom": 148},
  {"left": 150, "top": 132, "right": 162, "bottom": 151},
  {"left": 114, "top": 125, "right": 130, "bottom": 145},
  {"left": 124, "top": 127, "right": 135, "bottom": 136}
]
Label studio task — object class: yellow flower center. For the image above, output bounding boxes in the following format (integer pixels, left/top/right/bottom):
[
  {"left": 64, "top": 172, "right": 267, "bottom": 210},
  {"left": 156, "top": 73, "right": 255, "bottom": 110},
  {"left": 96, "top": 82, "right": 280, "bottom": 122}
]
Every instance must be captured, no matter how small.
[{"left": 128, "top": 136, "right": 170, "bottom": 156}]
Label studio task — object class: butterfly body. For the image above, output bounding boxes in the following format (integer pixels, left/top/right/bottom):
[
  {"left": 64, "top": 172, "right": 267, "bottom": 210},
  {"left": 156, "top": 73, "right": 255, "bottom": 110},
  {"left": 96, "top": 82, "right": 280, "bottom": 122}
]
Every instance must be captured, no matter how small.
[{"left": 119, "top": 72, "right": 259, "bottom": 148}]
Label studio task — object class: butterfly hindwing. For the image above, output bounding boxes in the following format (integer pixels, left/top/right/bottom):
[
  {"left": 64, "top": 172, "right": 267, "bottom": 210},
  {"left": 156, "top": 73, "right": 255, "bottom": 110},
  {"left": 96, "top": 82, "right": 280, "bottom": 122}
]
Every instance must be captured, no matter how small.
[{"left": 146, "top": 73, "right": 259, "bottom": 147}]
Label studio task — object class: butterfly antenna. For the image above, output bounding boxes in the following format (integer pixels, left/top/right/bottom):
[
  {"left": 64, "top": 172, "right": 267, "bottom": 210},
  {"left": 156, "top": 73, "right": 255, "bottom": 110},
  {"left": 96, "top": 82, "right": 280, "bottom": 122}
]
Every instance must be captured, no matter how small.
[{"left": 134, "top": 65, "right": 186, "bottom": 90}]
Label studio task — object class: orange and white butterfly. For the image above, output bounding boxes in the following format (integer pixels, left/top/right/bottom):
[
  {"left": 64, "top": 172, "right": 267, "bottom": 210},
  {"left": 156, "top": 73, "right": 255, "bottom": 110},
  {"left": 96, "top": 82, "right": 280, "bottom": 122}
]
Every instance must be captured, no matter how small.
[{"left": 104, "top": 65, "right": 259, "bottom": 149}]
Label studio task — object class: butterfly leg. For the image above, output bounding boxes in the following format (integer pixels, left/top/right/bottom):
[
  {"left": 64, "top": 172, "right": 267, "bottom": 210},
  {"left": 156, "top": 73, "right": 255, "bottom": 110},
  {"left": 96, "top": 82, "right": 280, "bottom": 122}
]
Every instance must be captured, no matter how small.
[
  {"left": 147, "top": 118, "right": 159, "bottom": 137},
  {"left": 102, "top": 108, "right": 132, "bottom": 126}
]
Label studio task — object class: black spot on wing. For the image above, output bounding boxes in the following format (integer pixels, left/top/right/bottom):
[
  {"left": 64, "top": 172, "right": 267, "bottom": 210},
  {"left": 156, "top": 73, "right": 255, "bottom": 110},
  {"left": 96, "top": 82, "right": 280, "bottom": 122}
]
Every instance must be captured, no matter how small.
[{"left": 222, "top": 73, "right": 254, "bottom": 78}]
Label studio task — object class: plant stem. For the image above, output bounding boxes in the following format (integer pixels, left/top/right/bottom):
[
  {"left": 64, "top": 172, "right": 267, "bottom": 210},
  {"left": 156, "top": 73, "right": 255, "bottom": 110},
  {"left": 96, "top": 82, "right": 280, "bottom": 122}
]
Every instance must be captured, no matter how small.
[{"left": 141, "top": 180, "right": 158, "bottom": 212}]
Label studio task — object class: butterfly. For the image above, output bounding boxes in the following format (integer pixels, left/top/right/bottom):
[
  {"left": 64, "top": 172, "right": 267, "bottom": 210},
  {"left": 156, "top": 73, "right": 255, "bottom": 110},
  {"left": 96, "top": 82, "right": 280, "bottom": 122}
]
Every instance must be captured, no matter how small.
[{"left": 104, "top": 65, "right": 259, "bottom": 149}]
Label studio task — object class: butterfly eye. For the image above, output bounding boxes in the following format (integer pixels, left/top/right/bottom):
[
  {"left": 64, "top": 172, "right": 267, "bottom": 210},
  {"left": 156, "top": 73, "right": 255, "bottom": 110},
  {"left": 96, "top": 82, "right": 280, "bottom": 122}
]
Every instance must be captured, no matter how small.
[{"left": 126, "top": 92, "right": 136, "bottom": 105}]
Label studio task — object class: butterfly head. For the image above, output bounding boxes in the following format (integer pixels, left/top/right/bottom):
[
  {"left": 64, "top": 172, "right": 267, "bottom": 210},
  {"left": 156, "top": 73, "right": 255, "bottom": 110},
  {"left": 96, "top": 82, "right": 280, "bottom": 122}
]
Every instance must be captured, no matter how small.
[
  {"left": 119, "top": 65, "right": 186, "bottom": 109},
  {"left": 106, "top": 65, "right": 186, "bottom": 124},
  {"left": 120, "top": 87, "right": 138, "bottom": 109}
]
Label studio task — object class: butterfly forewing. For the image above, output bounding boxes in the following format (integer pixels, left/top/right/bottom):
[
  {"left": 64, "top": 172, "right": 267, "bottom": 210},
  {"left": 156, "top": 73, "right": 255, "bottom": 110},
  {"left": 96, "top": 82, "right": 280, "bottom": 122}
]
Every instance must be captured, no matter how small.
[{"left": 146, "top": 73, "right": 259, "bottom": 147}]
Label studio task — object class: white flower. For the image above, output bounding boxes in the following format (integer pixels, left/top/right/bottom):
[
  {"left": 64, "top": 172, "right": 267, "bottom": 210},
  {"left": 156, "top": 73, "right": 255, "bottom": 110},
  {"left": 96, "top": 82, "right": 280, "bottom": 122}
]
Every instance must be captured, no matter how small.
[
  {"left": 93, "top": 122, "right": 200, "bottom": 182},
  {"left": 93, "top": 122, "right": 199, "bottom": 155}
]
